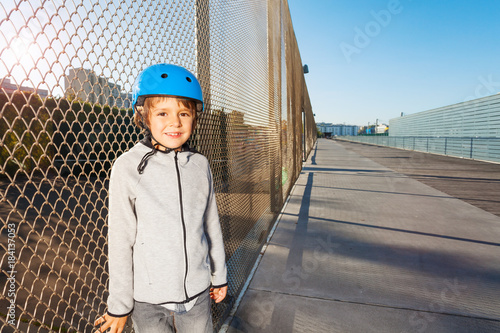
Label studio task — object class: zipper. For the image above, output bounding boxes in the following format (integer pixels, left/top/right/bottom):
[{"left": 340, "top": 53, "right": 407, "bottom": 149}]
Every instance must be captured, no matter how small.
[{"left": 174, "top": 151, "right": 190, "bottom": 300}]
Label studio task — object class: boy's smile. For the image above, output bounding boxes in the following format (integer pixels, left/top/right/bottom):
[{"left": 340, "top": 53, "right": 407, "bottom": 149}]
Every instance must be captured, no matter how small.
[{"left": 148, "top": 98, "right": 194, "bottom": 151}]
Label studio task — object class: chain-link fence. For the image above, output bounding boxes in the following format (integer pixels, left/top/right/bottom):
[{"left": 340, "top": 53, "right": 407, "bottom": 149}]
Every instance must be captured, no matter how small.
[{"left": 0, "top": 0, "right": 316, "bottom": 332}]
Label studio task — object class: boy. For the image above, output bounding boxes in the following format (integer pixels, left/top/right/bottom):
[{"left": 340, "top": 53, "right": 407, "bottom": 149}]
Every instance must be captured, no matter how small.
[{"left": 95, "top": 64, "right": 228, "bottom": 333}]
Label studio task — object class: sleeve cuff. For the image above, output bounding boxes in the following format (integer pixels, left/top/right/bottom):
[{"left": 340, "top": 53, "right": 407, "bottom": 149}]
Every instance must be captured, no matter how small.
[
  {"left": 211, "top": 282, "right": 228, "bottom": 289},
  {"left": 106, "top": 308, "right": 134, "bottom": 318}
]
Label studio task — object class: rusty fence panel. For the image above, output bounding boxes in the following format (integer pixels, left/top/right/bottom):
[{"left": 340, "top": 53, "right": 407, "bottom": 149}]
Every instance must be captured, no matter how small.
[{"left": 0, "top": 0, "right": 315, "bottom": 331}]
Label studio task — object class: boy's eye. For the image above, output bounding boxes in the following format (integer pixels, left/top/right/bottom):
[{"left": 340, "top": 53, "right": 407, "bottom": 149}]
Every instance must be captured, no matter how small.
[{"left": 180, "top": 112, "right": 191, "bottom": 117}]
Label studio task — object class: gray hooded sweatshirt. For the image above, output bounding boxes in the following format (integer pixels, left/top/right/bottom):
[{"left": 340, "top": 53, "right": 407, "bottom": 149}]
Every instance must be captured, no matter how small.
[{"left": 106, "top": 139, "right": 227, "bottom": 317}]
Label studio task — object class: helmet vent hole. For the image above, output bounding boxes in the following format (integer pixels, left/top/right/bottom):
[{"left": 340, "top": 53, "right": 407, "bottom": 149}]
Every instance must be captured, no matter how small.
[
  {"left": 161, "top": 73, "right": 168, "bottom": 78},
  {"left": 186, "top": 77, "right": 192, "bottom": 82}
]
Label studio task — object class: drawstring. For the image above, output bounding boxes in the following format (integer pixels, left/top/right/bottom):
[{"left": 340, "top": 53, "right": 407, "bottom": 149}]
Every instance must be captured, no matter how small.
[
  {"left": 137, "top": 148, "right": 158, "bottom": 174},
  {"left": 136, "top": 140, "right": 176, "bottom": 174}
]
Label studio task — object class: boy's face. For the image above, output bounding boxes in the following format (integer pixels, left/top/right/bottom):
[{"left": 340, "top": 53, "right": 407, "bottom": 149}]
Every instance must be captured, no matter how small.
[{"left": 148, "top": 98, "right": 195, "bottom": 151}]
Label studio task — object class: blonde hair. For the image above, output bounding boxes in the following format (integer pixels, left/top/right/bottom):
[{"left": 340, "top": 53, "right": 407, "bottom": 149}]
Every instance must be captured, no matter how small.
[{"left": 134, "top": 96, "right": 197, "bottom": 130}]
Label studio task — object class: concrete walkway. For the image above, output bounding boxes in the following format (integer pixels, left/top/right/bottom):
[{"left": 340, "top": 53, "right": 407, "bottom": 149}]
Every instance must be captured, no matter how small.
[{"left": 225, "top": 138, "right": 500, "bottom": 333}]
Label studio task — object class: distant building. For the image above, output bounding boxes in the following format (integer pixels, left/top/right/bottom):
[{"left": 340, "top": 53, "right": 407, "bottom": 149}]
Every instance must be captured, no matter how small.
[
  {"left": 1, "top": 78, "right": 49, "bottom": 99},
  {"left": 317, "top": 122, "right": 359, "bottom": 137},
  {"left": 64, "top": 68, "right": 131, "bottom": 108},
  {"left": 374, "top": 124, "right": 388, "bottom": 134}
]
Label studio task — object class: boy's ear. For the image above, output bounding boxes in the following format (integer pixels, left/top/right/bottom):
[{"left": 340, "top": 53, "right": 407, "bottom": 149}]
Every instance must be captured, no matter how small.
[{"left": 137, "top": 107, "right": 149, "bottom": 129}]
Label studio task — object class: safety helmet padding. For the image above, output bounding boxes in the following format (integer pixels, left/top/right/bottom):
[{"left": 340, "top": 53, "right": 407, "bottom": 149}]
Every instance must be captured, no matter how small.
[{"left": 132, "top": 64, "right": 204, "bottom": 112}]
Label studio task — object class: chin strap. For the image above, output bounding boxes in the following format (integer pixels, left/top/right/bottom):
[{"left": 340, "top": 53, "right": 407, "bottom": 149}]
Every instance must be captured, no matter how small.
[
  {"left": 149, "top": 132, "right": 179, "bottom": 153},
  {"left": 137, "top": 132, "right": 182, "bottom": 174}
]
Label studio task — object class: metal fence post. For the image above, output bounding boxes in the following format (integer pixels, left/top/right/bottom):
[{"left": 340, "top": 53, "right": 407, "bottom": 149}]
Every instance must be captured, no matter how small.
[{"left": 470, "top": 137, "right": 474, "bottom": 159}]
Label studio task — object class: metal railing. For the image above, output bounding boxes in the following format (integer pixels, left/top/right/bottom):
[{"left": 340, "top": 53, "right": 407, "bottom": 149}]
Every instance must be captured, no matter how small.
[
  {"left": 0, "top": 0, "right": 316, "bottom": 332},
  {"left": 336, "top": 136, "right": 500, "bottom": 163}
]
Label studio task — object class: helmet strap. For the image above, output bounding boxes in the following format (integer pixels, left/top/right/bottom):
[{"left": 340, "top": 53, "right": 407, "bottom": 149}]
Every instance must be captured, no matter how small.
[{"left": 149, "top": 132, "right": 177, "bottom": 153}]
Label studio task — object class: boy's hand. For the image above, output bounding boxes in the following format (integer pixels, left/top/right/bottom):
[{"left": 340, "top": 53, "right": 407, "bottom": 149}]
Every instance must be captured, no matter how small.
[
  {"left": 210, "top": 286, "right": 228, "bottom": 303},
  {"left": 94, "top": 314, "right": 128, "bottom": 333}
]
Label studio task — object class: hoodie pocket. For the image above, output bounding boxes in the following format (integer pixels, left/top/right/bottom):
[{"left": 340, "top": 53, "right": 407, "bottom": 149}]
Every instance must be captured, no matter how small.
[{"left": 134, "top": 242, "right": 152, "bottom": 285}]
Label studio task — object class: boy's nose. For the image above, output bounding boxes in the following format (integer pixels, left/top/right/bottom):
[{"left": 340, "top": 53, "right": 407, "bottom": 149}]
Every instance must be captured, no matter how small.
[{"left": 169, "top": 116, "right": 182, "bottom": 127}]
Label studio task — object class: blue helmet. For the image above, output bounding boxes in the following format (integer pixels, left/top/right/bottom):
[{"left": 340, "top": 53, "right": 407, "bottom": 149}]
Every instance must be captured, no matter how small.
[{"left": 132, "top": 64, "right": 204, "bottom": 112}]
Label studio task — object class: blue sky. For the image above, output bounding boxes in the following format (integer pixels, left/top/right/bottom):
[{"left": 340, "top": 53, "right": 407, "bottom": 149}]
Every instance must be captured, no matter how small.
[{"left": 288, "top": 0, "right": 500, "bottom": 126}]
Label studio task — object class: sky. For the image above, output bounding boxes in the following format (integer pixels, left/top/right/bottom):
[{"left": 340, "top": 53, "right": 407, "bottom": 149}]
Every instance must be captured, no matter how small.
[{"left": 287, "top": 0, "right": 500, "bottom": 126}]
